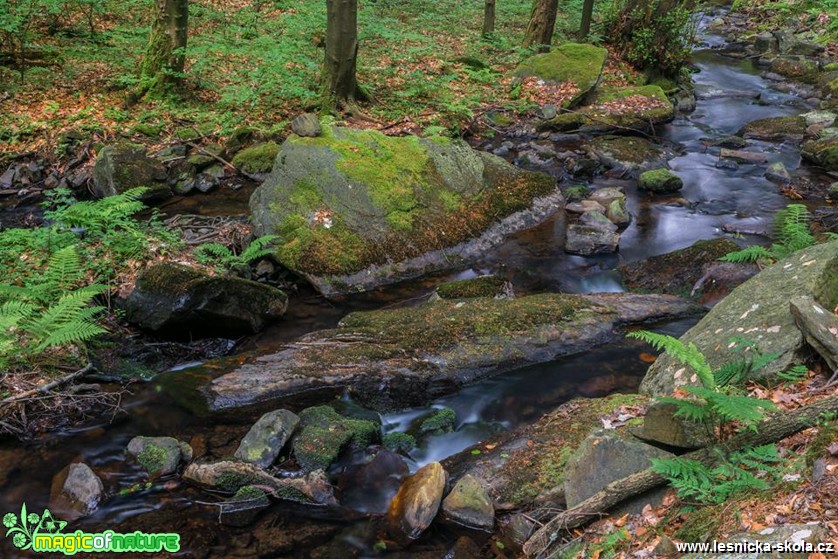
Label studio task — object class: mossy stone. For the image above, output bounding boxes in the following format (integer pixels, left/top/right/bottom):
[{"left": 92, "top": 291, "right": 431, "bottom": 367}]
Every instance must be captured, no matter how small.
[
  {"left": 126, "top": 436, "right": 192, "bottom": 477},
  {"left": 512, "top": 43, "right": 607, "bottom": 107},
  {"left": 435, "top": 275, "right": 509, "bottom": 299},
  {"left": 802, "top": 137, "right": 838, "bottom": 171},
  {"left": 175, "top": 127, "right": 201, "bottom": 141},
  {"left": 418, "top": 407, "right": 457, "bottom": 435},
  {"left": 132, "top": 123, "right": 162, "bottom": 137},
  {"left": 232, "top": 142, "right": 280, "bottom": 174},
  {"left": 739, "top": 115, "right": 807, "bottom": 142},
  {"left": 638, "top": 168, "right": 683, "bottom": 193},
  {"left": 293, "top": 406, "right": 380, "bottom": 472},
  {"left": 383, "top": 432, "right": 417, "bottom": 454}
]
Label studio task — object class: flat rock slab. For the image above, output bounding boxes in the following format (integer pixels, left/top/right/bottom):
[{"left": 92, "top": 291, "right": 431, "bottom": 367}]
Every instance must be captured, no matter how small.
[
  {"left": 641, "top": 241, "right": 838, "bottom": 397},
  {"left": 203, "top": 293, "right": 698, "bottom": 413}
]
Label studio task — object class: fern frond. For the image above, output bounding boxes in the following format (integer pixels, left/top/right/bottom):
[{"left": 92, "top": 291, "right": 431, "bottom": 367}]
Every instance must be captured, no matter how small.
[
  {"left": 774, "top": 204, "right": 813, "bottom": 254},
  {"left": 628, "top": 331, "right": 715, "bottom": 388},
  {"left": 658, "top": 395, "right": 712, "bottom": 423},
  {"left": 719, "top": 245, "right": 773, "bottom": 263},
  {"left": 704, "top": 391, "right": 776, "bottom": 430},
  {"left": 239, "top": 235, "right": 279, "bottom": 263}
]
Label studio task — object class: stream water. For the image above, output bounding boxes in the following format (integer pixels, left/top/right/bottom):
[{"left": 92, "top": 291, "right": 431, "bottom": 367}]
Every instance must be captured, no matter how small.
[{"left": 1, "top": 13, "right": 835, "bottom": 558}]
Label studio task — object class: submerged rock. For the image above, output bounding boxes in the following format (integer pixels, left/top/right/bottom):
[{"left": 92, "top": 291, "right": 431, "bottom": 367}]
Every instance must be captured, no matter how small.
[
  {"left": 204, "top": 293, "right": 698, "bottom": 412},
  {"left": 641, "top": 240, "right": 838, "bottom": 397},
  {"left": 49, "top": 463, "right": 105, "bottom": 520},
  {"left": 235, "top": 409, "right": 300, "bottom": 469},
  {"left": 387, "top": 462, "right": 447, "bottom": 544},
  {"left": 765, "top": 161, "right": 792, "bottom": 183},
  {"left": 92, "top": 143, "right": 170, "bottom": 202},
  {"left": 511, "top": 43, "right": 607, "bottom": 108},
  {"left": 127, "top": 436, "right": 193, "bottom": 477},
  {"left": 220, "top": 485, "right": 271, "bottom": 527},
  {"left": 249, "top": 125, "right": 560, "bottom": 297},
  {"left": 123, "top": 263, "right": 288, "bottom": 338}
]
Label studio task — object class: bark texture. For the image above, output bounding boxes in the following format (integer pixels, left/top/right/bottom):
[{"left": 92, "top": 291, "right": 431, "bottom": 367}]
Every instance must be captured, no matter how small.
[
  {"left": 523, "top": 393, "right": 838, "bottom": 557},
  {"left": 321, "top": 0, "right": 363, "bottom": 110},
  {"left": 139, "top": 0, "right": 189, "bottom": 96},
  {"left": 522, "top": 0, "right": 558, "bottom": 52},
  {"left": 580, "top": 0, "right": 595, "bottom": 37},
  {"left": 483, "top": 0, "right": 496, "bottom": 36}
]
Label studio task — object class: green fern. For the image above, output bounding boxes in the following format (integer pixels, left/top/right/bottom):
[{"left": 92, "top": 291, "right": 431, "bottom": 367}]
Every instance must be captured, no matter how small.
[
  {"left": 195, "top": 235, "right": 278, "bottom": 272},
  {"left": 720, "top": 204, "right": 815, "bottom": 265},
  {"left": 628, "top": 330, "right": 715, "bottom": 389},
  {"left": 719, "top": 244, "right": 773, "bottom": 264}
]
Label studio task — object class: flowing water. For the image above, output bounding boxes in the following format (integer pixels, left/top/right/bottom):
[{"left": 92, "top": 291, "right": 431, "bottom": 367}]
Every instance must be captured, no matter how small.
[{"left": 1, "top": 14, "right": 835, "bottom": 557}]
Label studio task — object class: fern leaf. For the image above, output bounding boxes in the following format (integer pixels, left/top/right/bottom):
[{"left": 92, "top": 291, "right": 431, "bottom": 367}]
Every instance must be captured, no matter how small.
[
  {"left": 719, "top": 245, "right": 773, "bottom": 264},
  {"left": 239, "top": 235, "right": 279, "bottom": 263},
  {"left": 627, "top": 331, "right": 715, "bottom": 388}
]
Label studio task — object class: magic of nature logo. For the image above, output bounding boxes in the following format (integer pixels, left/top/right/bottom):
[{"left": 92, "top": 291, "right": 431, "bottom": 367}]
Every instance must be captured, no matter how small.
[{"left": 4, "top": 503, "right": 180, "bottom": 555}]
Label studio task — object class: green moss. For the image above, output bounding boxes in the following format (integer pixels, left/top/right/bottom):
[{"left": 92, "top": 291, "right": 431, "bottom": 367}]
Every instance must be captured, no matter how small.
[
  {"left": 132, "top": 123, "right": 161, "bottom": 137},
  {"left": 595, "top": 84, "right": 668, "bottom": 104},
  {"left": 420, "top": 407, "right": 457, "bottom": 434},
  {"left": 803, "top": 137, "right": 838, "bottom": 170},
  {"left": 175, "top": 127, "right": 201, "bottom": 141},
  {"left": 216, "top": 471, "right": 266, "bottom": 493},
  {"left": 231, "top": 485, "right": 269, "bottom": 504},
  {"left": 294, "top": 406, "right": 380, "bottom": 471},
  {"left": 638, "top": 168, "right": 683, "bottom": 193},
  {"left": 513, "top": 43, "right": 607, "bottom": 106},
  {"left": 740, "top": 116, "right": 807, "bottom": 139},
  {"left": 563, "top": 184, "right": 590, "bottom": 202},
  {"left": 675, "top": 505, "right": 723, "bottom": 543},
  {"left": 137, "top": 445, "right": 170, "bottom": 474},
  {"left": 806, "top": 420, "right": 838, "bottom": 467},
  {"left": 436, "top": 275, "right": 507, "bottom": 299},
  {"left": 383, "top": 432, "right": 416, "bottom": 453},
  {"left": 232, "top": 142, "right": 280, "bottom": 174}
]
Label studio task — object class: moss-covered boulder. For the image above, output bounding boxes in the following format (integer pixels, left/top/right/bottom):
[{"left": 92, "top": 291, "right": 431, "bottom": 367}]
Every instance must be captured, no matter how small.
[
  {"left": 641, "top": 240, "right": 838, "bottom": 397},
  {"left": 585, "top": 135, "right": 675, "bottom": 179},
  {"left": 542, "top": 85, "right": 675, "bottom": 134},
  {"left": 204, "top": 293, "right": 698, "bottom": 412},
  {"left": 739, "top": 115, "right": 807, "bottom": 143},
  {"left": 512, "top": 43, "right": 607, "bottom": 107},
  {"left": 92, "top": 142, "right": 170, "bottom": 202},
  {"left": 123, "top": 263, "right": 288, "bottom": 338},
  {"left": 452, "top": 394, "right": 647, "bottom": 510},
  {"left": 435, "top": 275, "right": 512, "bottom": 300},
  {"left": 638, "top": 168, "right": 683, "bottom": 193},
  {"left": 127, "top": 436, "right": 193, "bottom": 477},
  {"left": 234, "top": 409, "right": 300, "bottom": 469},
  {"left": 441, "top": 474, "right": 494, "bottom": 532},
  {"left": 769, "top": 56, "right": 820, "bottom": 84},
  {"left": 233, "top": 142, "right": 280, "bottom": 175},
  {"left": 249, "top": 125, "right": 560, "bottom": 296},
  {"left": 802, "top": 137, "right": 838, "bottom": 171},
  {"left": 292, "top": 406, "right": 380, "bottom": 472},
  {"left": 183, "top": 460, "right": 338, "bottom": 505}
]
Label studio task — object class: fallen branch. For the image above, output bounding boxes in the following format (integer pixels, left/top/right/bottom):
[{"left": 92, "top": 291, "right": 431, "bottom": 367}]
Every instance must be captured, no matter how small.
[
  {"left": 0, "top": 363, "right": 95, "bottom": 407},
  {"left": 184, "top": 141, "right": 236, "bottom": 170},
  {"left": 522, "top": 393, "right": 838, "bottom": 557}
]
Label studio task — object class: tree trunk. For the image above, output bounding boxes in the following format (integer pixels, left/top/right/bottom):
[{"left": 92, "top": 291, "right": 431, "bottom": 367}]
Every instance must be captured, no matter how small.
[
  {"left": 522, "top": 0, "right": 558, "bottom": 52},
  {"left": 138, "top": 0, "right": 188, "bottom": 97},
  {"left": 522, "top": 393, "right": 838, "bottom": 558},
  {"left": 483, "top": 0, "right": 496, "bottom": 36},
  {"left": 580, "top": 0, "right": 594, "bottom": 38},
  {"left": 320, "top": 0, "right": 364, "bottom": 111}
]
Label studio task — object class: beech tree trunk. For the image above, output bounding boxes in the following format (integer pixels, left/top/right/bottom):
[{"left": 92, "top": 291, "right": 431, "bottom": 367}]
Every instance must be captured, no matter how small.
[
  {"left": 138, "top": 0, "right": 188, "bottom": 96},
  {"left": 522, "top": 0, "right": 558, "bottom": 52},
  {"left": 320, "top": 0, "right": 364, "bottom": 110},
  {"left": 522, "top": 393, "right": 838, "bottom": 557},
  {"left": 483, "top": 0, "right": 496, "bottom": 36},
  {"left": 580, "top": 0, "right": 594, "bottom": 37}
]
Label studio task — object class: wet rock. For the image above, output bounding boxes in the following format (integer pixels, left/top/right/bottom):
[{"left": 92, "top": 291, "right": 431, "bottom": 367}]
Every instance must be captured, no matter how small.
[
  {"left": 829, "top": 182, "right": 838, "bottom": 199},
  {"left": 719, "top": 148, "right": 768, "bottom": 164},
  {"left": 204, "top": 293, "right": 698, "bottom": 412},
  {"left": 802, "top": 110, "right": 836, "bottom": 128},
  {"left": 169, "top": 159, "right": 197, "bottom": 195},
  {"left": 588, "top": 187, "right": 630, "bottom": 227},
  {"left": 0, "top": 166, "right": 16, "bottom": 188},
  {"left": 293, "top": 406, "right": 380, "bottom": 472},
  {"left": 782, "top": 37, "right": 825, "bottom": 57},
  {"left": 585, "top": 135, "right": 674, "bottom": 179},
  {"left": 641, "top": 240, "right": 838, "bottom": 397},
  {"left": 565, "top": 211, "right": 620, "bottom": 255},
  {"left": 338, "top": 450, "right": 409, "bottom": 513},
  {"left": 441, "top": 474, "right": 494, "bottom": 531},
  {"left": 753, "top": 32, "right": 778, "bottom": 54},
  {"left": 183, "top": 460, "right": 338, "bottom": 504},
  {"left": 445, "top": 536, "right": 483, "bottom": 559},
  {"left": 387, "top": 462, "right": 447, "bottom": 544},
  {"left": 383, "top": 432, "right": 417, "bottom": 454},
  {"left": 620, "top": 238, "right": 745, "bottom": 299},
  {"left": 412, "top": 407, "right": 457, "bottom": 436},
  {"left": 291, "top": 113, "right": 323, "bottom": 137},
  {"left": 123, "top": 263, "right": 288, "bottom": 338},
  {"left": 739, "top": 115, "right": 807, "bottom": 143},
  {"left": 674, "top": 89, "right": 697, "bottom": 113},
  {"left": 219, "top": 485, "right": 271, "bottom": 527},
  {"left": 565, "top": 200, "right": 605, "bottom": 214},
  {"left": 249, "top": 125, "right": 560, "bottom": 297},
  {"left": 235, "top": 409, "right": 300, "bottom": 469},
  {"left": 765, "top": 161, "right": 791, "bottom": 184},
  {"left": 638, "top": 168, "right": 683, "bottom": 193},
  {"left": 512, "top": 43, "right": 607, "bottom": 108},
  {"left": 709, "top": 136, "right": 748, "bottom": 149},
  {"left": 435, "top": 275, "right": 513, "bottom": 300},
  {"left": 127, "top": 436, "right": 193, "bottom": 477},
  {"left": 769, "top": 56, "right": 820, "bottom": 84},
  {"left": 563, "top": 429, "right": 672, "bottom": 513},
  {"left": 92, "top": 142, "right": 170, "bottom": 202},
  {"left": 49, "top": 463, "right": 105, "bottom": 520},
  {"left": 225, "top": 126, "right": 261, "bottom": 157},
  {"left": 802, "top": 137, "right": 838, "bottom": 171}
]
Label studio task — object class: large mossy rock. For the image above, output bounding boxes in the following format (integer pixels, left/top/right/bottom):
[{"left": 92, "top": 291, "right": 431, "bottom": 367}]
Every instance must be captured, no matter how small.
[
  {"left": 641, "top": 241, "right": 838, "bottom": 397},
  {"left": 739, "top": 115, "right": 807, "bottom": 143},
  {"left": 204, "top": 293, "right": 697, "bottom": 412},
  {"left": 511, "top": 43, "right": 607, "bottom": 107},
  {"left": 585, "top": 135, "right": 674, "bottom": 179},
  {"left": 235, "top": 409, "right": 300, "bottom": 469},
  {"left": 802, "top": 137, "right": 838, "bottom": 171},
  {"left": 638, "top": 168, "right": 683, "bottom": 193},
  {"left": 249, "top": 125, "right": 560, "bottom": 297},
  {"left": 92, "top": 143, "right": 170, "bottom": 202},
  {"left": 769, "top": 55, "right": 820, "bottom": 84},
  {"left": 127, "top": 436, "right": 193, "bottom": 477},
  {"left": 123, "top": 263, "right": 288, "bottom": 338},
  {"left": 542, "top": 85, "right": 675, "bottom": 134},
  {"left": 452, "top": 394, "right": 648, "bottom": 511},
  {"left": 292, "top": 406, "right": 379, "bottom": 473}
]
